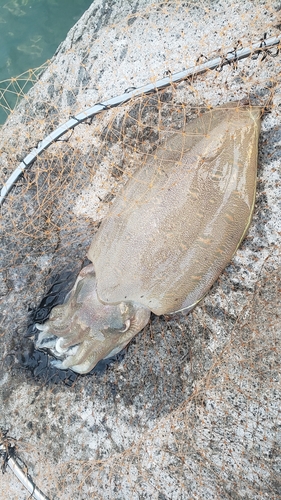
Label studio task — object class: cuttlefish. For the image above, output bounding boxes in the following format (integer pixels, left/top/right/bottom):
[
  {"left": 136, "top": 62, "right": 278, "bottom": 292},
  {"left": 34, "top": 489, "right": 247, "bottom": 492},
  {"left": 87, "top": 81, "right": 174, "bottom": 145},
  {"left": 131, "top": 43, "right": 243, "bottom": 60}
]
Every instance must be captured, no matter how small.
[{"left": 35, "top": 102, "right": 261, "bottom": 374}]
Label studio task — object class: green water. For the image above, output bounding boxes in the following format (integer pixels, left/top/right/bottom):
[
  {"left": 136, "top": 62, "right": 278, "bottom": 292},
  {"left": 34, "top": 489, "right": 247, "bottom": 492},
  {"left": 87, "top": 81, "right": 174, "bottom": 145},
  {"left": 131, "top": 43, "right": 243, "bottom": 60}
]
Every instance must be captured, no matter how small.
[{"left": 0, "top": 0, "right": 93, "bottom": 123}]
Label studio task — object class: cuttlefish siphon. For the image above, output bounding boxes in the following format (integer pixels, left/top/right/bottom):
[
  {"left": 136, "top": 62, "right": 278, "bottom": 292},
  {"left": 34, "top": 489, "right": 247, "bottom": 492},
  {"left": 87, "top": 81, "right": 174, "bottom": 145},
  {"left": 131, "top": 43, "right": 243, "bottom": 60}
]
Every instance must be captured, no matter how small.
[{"left": 35, "top": 102, "right": 261, "bottom": 374}]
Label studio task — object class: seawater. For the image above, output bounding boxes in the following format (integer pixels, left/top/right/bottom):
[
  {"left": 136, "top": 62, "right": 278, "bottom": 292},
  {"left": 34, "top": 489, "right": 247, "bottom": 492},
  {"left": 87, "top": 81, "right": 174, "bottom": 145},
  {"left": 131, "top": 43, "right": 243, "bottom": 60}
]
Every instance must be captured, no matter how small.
[{"left": 0, "top": 0, "right": 93, "bottom": 123}]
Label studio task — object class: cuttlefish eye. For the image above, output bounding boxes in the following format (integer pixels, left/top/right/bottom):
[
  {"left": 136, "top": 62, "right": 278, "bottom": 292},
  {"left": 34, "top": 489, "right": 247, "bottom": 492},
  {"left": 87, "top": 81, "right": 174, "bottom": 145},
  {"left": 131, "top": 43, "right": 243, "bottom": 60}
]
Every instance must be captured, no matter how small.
[{"left": 35, "top": 102, "right": 261, "bottom": 374}]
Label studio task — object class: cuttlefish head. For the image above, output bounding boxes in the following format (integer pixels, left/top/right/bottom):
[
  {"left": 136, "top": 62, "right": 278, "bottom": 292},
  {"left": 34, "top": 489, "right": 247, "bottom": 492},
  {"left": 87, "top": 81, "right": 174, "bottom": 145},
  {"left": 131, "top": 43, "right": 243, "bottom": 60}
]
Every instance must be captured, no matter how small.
[{"left": 35, "top": 264, "right": 151, "bottom": 374}]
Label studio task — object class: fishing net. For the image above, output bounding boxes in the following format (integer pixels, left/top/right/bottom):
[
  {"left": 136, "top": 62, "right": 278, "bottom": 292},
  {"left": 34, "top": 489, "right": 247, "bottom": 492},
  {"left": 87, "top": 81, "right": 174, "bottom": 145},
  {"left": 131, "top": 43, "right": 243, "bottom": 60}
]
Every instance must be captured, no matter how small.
[
  {"left": 0, "top": 0, "right": 280, "bottom": 498},
  {"left": 0, "top": 63, "right": 49, "bottom": 125}
]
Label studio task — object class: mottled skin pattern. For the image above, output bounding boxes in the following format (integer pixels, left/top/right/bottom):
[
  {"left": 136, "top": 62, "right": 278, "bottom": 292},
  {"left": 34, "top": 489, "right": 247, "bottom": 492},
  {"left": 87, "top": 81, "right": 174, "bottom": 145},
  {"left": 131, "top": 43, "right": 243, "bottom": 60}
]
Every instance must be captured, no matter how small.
[{"left": 36, "top": 103, "right": 261, "bottom": 374}]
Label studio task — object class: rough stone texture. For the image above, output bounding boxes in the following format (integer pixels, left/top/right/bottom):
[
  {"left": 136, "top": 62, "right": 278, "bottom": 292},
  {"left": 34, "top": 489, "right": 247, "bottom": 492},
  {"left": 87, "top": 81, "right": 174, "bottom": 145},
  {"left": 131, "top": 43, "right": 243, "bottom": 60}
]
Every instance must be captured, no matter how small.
[{"left": 0, "top": 1, "right": 280, "bottom": 498}]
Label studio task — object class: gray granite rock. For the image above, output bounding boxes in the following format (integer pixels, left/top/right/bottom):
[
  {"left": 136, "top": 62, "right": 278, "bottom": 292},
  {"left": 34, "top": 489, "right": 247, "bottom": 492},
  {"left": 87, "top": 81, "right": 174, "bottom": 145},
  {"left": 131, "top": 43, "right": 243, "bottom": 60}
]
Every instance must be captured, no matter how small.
[{"left": 0, "top": 1, "right": 280, "bottom": 498}]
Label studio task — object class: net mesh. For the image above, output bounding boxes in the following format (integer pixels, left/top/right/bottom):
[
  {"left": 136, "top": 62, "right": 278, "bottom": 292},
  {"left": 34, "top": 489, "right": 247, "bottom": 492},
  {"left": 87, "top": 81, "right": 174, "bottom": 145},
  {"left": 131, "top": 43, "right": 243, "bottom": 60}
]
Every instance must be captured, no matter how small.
[
  {"left": 0, "top": 63, "right": 49, "bottom": 125},
  {"left": 0, "top": 1, "right": 280, "bottom": 498}
]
